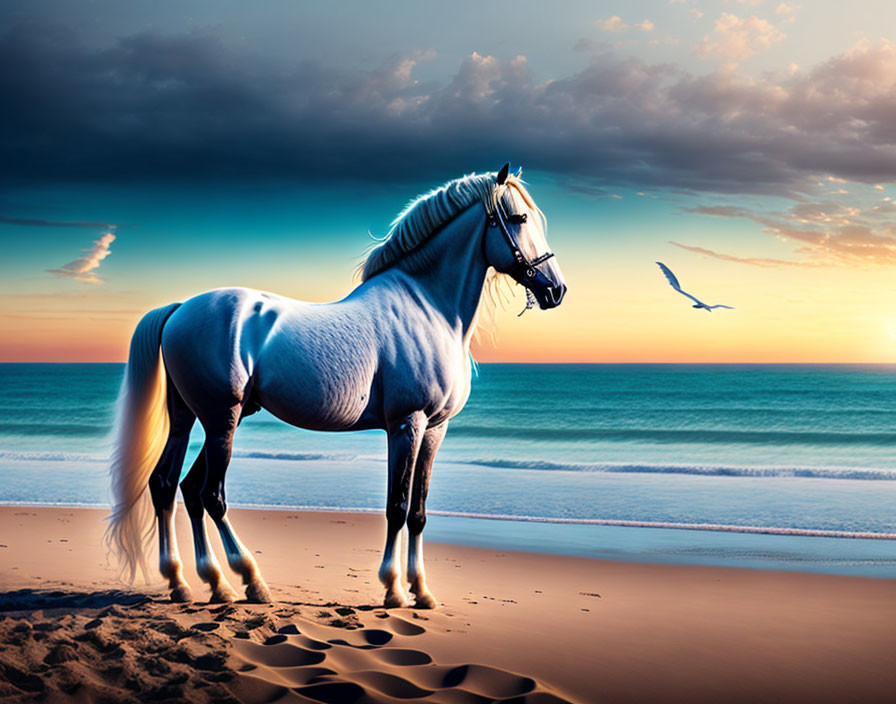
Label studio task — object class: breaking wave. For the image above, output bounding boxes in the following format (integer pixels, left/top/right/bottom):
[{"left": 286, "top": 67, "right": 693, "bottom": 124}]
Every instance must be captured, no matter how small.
[
  {"left": 448, "top": 424, "right": 896, "bottom": 446},
  {"left": 464, "top": 458, "right": 896, "bottom": 480}
]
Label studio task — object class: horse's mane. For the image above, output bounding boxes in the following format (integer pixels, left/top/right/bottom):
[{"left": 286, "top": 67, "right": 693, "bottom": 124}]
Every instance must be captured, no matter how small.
[
  {"left": 358, "top": 170, "right": 546, "bottom": 341},
  {"left": 359, "top": 171, "right": 539, "bottom": 282}
]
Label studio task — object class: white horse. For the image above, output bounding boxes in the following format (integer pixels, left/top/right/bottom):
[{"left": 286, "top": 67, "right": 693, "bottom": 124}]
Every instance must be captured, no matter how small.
[{"left": 106, "top": 164, "right": 567, "bottom": 608}]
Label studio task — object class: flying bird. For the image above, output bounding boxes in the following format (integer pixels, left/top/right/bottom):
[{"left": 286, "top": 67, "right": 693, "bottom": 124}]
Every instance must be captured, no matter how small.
[{"left": 656, "top": 262, "right": 734, "bottom": 312}]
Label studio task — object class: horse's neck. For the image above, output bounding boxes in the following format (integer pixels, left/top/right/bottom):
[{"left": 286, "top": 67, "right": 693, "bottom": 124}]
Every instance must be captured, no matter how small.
[{"left": 396, "top": 204, "right": 490, "bottom": 343}]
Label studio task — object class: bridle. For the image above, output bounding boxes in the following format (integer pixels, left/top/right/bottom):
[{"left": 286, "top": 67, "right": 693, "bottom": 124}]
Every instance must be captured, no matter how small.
[
  {"left": 485, "top": 187, "right": 556, "bottom": 314},
  {"left": 486, "top": 189, "right": 555, "bottom": 286}
]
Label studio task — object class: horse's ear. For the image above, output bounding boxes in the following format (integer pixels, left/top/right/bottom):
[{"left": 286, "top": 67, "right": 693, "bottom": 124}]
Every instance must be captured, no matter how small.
[
  {"left": 516, "top": 166, "right": 523, "bottom": 178},
  {"left": 496, "top": 162, "right": 510, "bottom": 185}
]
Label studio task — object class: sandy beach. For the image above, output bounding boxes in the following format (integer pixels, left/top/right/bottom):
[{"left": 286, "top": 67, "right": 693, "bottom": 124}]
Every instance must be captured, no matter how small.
[{"left": 2, "top": 505, "right": 896, "bottom": 703}]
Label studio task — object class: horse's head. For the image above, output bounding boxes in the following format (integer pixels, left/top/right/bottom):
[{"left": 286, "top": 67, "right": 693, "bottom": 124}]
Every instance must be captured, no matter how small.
[{"left": 483, "top": 163, "right": 567, "bottom": 310}]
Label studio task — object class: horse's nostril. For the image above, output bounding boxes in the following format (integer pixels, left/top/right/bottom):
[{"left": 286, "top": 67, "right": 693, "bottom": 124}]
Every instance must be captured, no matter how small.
[
  {"left": 551, "top": 284, "right": 567, "bottom": 305},
  {"left": 540, "top": 284, "right": 566, "bottom": 308}
]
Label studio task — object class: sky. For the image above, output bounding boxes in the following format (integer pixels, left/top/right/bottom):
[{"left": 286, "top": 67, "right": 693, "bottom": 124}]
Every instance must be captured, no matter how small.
[{"left": 3, "top": 0, "right": 896, "bottom": 362}]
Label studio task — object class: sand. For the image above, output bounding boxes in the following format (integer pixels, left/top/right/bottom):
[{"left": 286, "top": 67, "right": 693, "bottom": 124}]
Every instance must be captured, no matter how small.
[{"left": 1, "top": 506, "right": 896, "bottom": 703}]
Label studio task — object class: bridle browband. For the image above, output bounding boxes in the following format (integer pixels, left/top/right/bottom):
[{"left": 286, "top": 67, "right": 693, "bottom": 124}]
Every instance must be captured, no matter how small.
[{"left": 485, "top": 188, "right": 556, "bottom": 286}]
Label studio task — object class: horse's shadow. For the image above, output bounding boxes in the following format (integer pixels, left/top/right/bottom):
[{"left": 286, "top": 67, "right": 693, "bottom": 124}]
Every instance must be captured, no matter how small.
[
  {"left": 0, "top": 588, "right": 150, "bottom": 613},
  {"left": 0, "top": 589, "right": 387, "bottom": 614}
]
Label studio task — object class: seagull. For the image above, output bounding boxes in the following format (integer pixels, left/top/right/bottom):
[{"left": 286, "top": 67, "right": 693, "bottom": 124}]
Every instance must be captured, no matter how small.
[{"left": 656, "top": 262, "right": 734, "bottom": 312}]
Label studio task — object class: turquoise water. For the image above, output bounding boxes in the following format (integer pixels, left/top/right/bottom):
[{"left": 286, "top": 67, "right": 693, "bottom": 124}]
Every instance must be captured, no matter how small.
[{"left": 2, "top": 363, "right": 896, "bottom": 576}]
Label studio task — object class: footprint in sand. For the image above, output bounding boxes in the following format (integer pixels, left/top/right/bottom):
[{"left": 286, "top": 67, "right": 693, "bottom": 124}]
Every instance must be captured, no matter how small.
[
  {"left": 234, "top": 639, "right": 327, "bottom": 668},
  {"left": 370, "top": 647, "right": 433, "bottom": 666},
  {"left": 403, "top": 663, "right": 536, "bottom": 699},
  {"left": 385, "top": 615, "right": 426, "bottom": 636},
  {"left": 265, "top": 633, "right": 331, "bottom": 651},
  {"left": 229, "top": 612, "right": 574, "bottom": 704},
  {"left": 191, "top": 622, "right": 220, "bottom": 633},
  {"left": 350, "top": 670, "right": 435, "bottom": 699},
  {"left": 327, "top": 628, "right": 393, "bottom": 648}
]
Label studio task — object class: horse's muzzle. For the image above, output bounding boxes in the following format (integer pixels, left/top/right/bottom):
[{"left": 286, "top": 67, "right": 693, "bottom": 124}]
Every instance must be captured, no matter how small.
[{"left": 537, "top": 282, "right": 567, "bottom": 309}]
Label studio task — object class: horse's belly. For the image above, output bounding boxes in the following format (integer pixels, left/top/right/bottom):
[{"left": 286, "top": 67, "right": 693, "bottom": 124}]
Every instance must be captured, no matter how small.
[
  {"left": 248, "top": 299, "right": 382, "bottom": 431},
  {"left": 257, "top": 384, "right": 375, "bottom": 431},
  {"left": 254, "top": 350, "right": 379, "bottom": 431}
]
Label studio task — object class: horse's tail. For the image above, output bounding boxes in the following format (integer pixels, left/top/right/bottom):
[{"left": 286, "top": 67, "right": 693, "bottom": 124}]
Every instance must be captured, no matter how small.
[{"left": 105, "top": 302, "right": 181, "bottom": 583}]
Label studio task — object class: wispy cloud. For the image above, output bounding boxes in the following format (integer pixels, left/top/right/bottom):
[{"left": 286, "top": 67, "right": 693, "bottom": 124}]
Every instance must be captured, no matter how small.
[
  {"left": 0, "top": 215, "right": 117, "bottom": 228},
  {"left": 669, "top": 241, "right": 808, "bottom": 267},
  {"left": 596, "top": 16, "right": 655, "bottom": 34},
  {"left": 46, "top": 232, "right": 116, "bottom": 284},
  {"left": 688, "top": 199, "right": 896, "bottom": 264}
]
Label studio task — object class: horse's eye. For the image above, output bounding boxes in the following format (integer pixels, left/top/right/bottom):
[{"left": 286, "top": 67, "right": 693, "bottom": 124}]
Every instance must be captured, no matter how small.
[{"left": 508, "top": 213, "right": 527, "bottom": 225}]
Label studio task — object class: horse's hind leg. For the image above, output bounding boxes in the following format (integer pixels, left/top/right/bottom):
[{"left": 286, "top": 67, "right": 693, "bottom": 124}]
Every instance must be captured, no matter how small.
[
  {"left": 379, "top": 412, "right": 426, "bottom": 608},
  {"left": 200, "top": 414, "right": 272, "bottom": 603},
  {"left": 211, "top": 514, "right": 271, "bottom": 603},
  {"left": 147, "top": 385, "right": 195, "bottom": 602},
  {"left": 180, "top": 445, "right": 239, "bottom": 603},
  {"left": 406, "top": 423, "right": 446, "bottom": 609}
]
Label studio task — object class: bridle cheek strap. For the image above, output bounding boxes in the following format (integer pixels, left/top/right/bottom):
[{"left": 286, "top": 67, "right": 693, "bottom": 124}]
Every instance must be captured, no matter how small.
[{"left": 486, "top": 207, "right": 555, "bottom": 287}]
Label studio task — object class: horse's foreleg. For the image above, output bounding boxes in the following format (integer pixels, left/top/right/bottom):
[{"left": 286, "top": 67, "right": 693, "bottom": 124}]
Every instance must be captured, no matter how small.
[
  {"left": 180, "top": 446, "right": 239, "bottom": 603},
  {"left": 201, "top": 428, "right": 272, "bottom": 604},
  {"left": 379, "top": 412, "right": 427, "bottom": 608},
  {"left": 407, "top": 423, "right": 446, "bottom": 609}
]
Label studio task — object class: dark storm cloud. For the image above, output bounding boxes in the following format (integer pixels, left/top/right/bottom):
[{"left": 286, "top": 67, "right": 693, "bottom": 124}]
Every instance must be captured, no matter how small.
[{"left": 2, "top": 22, "right": 896, "bottom": 194}]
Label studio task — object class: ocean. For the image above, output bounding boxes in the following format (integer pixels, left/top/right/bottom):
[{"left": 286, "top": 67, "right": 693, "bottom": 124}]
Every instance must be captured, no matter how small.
[{"left": 2, "top": 363, "right": 896, "bottom": 577}]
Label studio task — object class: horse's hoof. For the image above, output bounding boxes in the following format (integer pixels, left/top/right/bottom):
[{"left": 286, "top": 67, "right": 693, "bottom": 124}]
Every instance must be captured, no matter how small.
[
  {"left": 413, "top": 591, "right": 438, "bottom": 609},
  {"left": 209, "top": 584, "right": 239, "bottom": 604},
  {"left": 245, "top": 580, "right": 273, "bottom": 604},
  {"left": 169, "top": 584, "right": 194, "bottom": 603},
  {"left": 383, "top": 589, "right": 409, "bottom": 609}
]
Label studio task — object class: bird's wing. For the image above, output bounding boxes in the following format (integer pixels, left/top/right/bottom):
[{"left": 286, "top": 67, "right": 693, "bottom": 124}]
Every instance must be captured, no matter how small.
[
  {"left": 656, "top": 262, "right": 682, "bottom": 291},
  {"left": 706, "top": 304, "right": 734, "bottom": 310},
  {"left": 678, "top": 290, "right": 706, "bottom": 306},
  {"left": 657, "top": 261, "right": 710, "bottom": 306}
]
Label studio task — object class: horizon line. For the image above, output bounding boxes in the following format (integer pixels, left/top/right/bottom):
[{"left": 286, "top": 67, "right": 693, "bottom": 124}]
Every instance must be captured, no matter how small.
[{"left": 3, "top": 361, "right": 896, "bottom": 366}]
